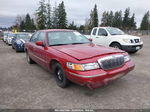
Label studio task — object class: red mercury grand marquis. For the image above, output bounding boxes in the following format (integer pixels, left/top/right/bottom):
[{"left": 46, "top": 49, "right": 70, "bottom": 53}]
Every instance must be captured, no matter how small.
[{"left": 25, "top": 29, "right": 135, "bottom": 89}]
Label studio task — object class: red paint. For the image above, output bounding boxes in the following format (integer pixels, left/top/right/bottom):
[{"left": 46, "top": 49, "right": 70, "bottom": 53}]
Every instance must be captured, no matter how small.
[{"left": 25, "top": 29, "right": 135, "bottom": 88}]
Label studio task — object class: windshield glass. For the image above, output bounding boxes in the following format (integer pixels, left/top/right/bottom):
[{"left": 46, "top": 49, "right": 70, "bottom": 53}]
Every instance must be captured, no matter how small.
[
  {"left": 8, "top": 33, "right": 14, "bottom": 37},
  {"left": 106, "top": 27, "right": 125, "bottom": 35},
  {"left": 16, "top": 34, "right": 30, "bottom": 39},
  {"left": 48, "top": 31, "right": 90, "bottom": 46}
]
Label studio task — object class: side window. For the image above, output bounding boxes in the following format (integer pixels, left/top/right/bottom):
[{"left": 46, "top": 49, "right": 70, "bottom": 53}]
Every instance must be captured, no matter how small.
[
  {"left": 92, "top": 28, "right": 97, "bottom": 35},
  {"left": 98, "top": 28, "right": 108, "bottom": 36},
  {"left": 37, "top": 32, "right": 45, "bottom": 42},
  {"left": 30, "top": 32, "right": 39, "bottom": 43}
]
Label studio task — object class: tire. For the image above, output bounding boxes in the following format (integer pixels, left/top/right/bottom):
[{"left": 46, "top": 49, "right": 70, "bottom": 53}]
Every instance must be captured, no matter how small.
[
  {"left": 53, "top": 63, "right": 70, "bottom": 88},
  {"left": 110, "top": 43, "right": 122, "bottom": 49},
  {"left": 26, "top": 52, "right": 35, "bottom": 64},
  {"left": 12, "top": 46, "right": 14, "bottom": 49},
  {"left": 129, "top": 50, "right": 138, "bottom": 54}
]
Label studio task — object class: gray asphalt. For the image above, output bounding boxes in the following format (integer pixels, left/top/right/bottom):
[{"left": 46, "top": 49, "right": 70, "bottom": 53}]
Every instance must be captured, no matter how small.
[{"left": 0, "top": 37, "right": 150, "bottom": 109}]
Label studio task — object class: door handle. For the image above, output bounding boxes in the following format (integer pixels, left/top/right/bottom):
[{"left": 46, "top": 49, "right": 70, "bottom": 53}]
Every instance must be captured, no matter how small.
[{"left": 96, "top": 37, "right": 99, "bottom": 38}]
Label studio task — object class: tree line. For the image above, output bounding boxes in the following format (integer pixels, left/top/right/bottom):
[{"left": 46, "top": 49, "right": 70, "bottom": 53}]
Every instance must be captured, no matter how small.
[{"left": 12, "top": 0, "right": 150, "bottom": 32}]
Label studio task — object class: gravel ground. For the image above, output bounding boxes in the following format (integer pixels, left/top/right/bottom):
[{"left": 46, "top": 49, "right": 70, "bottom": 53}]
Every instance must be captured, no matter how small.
[{"left": 0, "top": 37, "right": 150, "bottom": 109}]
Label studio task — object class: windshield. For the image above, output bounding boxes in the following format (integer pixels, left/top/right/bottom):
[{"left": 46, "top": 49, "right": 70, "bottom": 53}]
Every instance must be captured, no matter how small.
[
  {"left": 16, "top": 34, "right": 30, "bottom": 39},
  {"left": 106, "top": 27, "right": 125, "bottom": 35},
  {"left": 8, "top": 33, "right": 14, "bottom": 37},
  {"left": 48, "top": 31, "right": 90, "bottom": 46}
]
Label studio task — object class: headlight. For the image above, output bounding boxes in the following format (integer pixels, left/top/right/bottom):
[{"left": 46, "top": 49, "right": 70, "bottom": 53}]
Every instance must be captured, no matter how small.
[
  {"left": 123, "top": 39, "right": 134, "bottom": 43},
  {"left": 124, "top": 55, "right": 130, "bottom": 62},
  {"left": 66, "top": 62, "right": 100, "bottom": 71}
]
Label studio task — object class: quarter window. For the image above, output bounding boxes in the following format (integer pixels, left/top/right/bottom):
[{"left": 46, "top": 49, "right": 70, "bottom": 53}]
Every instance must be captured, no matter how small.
[{"left": 30, "top": 32, "right": 40, "bottom": 43}]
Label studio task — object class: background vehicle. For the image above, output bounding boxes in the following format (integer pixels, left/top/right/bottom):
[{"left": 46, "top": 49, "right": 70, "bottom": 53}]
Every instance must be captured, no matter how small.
[
  {"left": 3, "top": 32, "right": 10, "bottom": 42},
  {"left": 6, "top": 33, "right": 14, "bottom": 45},
  {"left": 87, "top": 27, "right": 143, "bottom": 53},
  {"left": 25, "top": 29, "right": 134, "bottom": 89},
  {"left": 12, "top": 33, "right": 31, "bottom": 52}
]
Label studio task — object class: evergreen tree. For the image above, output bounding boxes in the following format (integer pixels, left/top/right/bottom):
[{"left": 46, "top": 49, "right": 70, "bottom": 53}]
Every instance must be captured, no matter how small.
[
  {"left": 52, "top": 3, "right": 59, "bottom": 28},
  {"left": 24, "top": 13, "right": 32, "bottom": 31},
  {"left": 57, "top": 1, "right": 67, "bottom": 29},
  {"left": 123, "top": 8, "right": 130, "bottom": 29},
  {"left": 107, "top": 11, "right": 114, "bottom": 27},
  {"left": 31, "top": 19, "right": 36, "bottom": 30},
  {"left": 68, "top": 21, "right": 77, "bottom": 30},
  {"left": 101, "top": 11, "right": 108, "bottom": 26},
  {"left": 36, "top": 0, "right": 47, "bottom": 29},
  {"left": 140, "top": 11, "right": 150, "bottom": 30},
  {"left": 47, "top": 0, "right": 51, "bottom": 29},
  {"left": 20, "top": 20, "right": 25, "bottom": 31},
  {"left": 112, "top": 11, "right": 123, "bottom": 28},
  {"left": 130, "top": 13, "right": 136, "bottom": 29},
  {"left": 88, "top": 4, "right": 99, "bottom": 29},
  {"left": 93, "top": 4, "right": 99, "bottom": 27}
]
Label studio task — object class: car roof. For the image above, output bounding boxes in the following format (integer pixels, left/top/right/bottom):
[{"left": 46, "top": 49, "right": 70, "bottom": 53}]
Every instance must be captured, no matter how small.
[{"left": 40, "top": 29, "right": 74, "bottom": 32}]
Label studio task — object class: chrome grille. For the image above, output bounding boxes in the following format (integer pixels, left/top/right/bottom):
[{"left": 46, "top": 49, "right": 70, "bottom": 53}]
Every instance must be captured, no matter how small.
[{"left": 98, "top": 55, "right": 125, "bottom": 70}]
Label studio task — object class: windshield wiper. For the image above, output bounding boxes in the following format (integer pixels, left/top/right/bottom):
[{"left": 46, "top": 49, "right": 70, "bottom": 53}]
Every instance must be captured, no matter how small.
[{"left": 71, "top": 42, "right": 88, "bottom": 45}]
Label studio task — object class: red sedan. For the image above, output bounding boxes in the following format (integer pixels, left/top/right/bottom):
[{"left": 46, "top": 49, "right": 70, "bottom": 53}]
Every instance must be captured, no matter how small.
[{"left": 25, "top": 29, "right": 135, "bottom": 89}]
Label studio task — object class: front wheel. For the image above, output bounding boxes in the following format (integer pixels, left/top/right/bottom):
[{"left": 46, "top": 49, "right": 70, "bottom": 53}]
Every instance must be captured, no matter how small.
[
  {"left": 110, "top": 43, "right": 122, "bottom": 49},
  {"left": 53, "top": 63, "right": 70, "bottom": 88},
  {"left": 129, "top": 50, "right": 138, "bottom": 54}
]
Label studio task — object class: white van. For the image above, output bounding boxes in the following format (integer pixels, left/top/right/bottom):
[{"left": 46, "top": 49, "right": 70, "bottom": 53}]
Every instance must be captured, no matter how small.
[{"left": 89, "top": 27, "right": 143, "bottom": 53}]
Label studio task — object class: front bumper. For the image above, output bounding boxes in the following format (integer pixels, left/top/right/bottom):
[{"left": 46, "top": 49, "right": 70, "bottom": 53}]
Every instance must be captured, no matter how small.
[
  {"left": 66, "top": 60, "right": 135, "bottom": 89},
  {"left": 121, "top": 44, "right": 143, "bottom": 52}
]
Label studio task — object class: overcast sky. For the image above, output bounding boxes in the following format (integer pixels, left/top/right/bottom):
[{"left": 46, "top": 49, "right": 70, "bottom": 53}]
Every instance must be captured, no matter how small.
[{"left": 0, "top": 0, "right": 150, "bottom": 28}]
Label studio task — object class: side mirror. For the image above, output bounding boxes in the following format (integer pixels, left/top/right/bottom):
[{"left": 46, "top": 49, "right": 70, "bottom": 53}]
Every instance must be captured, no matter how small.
[
  {"left": 102, "top": 33, "right": 108, "bottom": 36},
  {"left": 88, "top": 38, "right": 93, "bottom": 42},
  {"left": 36, "top": 41, "right": 44, "bottom": 46}
]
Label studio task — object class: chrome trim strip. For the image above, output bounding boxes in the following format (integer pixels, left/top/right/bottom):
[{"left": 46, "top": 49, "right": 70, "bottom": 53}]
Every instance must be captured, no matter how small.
[{"left": 68, "top": 72, "right": 107, "bottom": 78}]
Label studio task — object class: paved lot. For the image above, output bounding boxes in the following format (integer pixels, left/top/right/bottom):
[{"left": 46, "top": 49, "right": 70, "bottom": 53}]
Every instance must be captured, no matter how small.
[{"left": 0, "top": 37, "right": 150, "bottom": 109}]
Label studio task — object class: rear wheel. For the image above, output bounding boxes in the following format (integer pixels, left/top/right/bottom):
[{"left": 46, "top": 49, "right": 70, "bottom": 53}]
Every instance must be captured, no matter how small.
[
  {"left": 26, "top": 52, "right": 35, "bottom": 64},
  {"left": 12, "top": 46, "right": 14, "bottom": 49},
  {"left": 53, "top": 63, "right": 70, "bottom": 88},
  {"left": 110, "top": 43, "right": 122, "bottom": 49}
]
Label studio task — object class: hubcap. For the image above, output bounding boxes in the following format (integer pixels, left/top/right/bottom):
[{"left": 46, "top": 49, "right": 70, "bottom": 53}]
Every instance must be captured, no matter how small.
[{"left": 56, "top": 69, "right": 63, "bottom": 81}]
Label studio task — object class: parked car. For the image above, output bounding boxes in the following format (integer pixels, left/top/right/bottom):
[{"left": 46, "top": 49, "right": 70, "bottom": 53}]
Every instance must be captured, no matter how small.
[
  {"left": 12, "top": 33, "right": 31, "bottom": 52},
  {"left": 3, "top": 32, "right": 10, "bottom": 42},
  {"left": 6, "top": 33, "right": 14, "bottom": 45},
  {"left": 86, "top": 27, "right": 143, "bottom": 53},
  {"left": 25, "top": 29, "right": 135, "bottom": 89}
]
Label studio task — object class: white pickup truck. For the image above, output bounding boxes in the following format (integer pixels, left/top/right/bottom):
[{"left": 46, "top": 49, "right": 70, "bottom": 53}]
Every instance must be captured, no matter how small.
[{"left": 86, "top": 27, "right": 143, "bottom": 53}]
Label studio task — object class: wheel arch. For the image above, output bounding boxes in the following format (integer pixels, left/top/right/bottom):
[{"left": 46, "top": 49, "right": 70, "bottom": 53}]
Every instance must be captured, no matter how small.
[
  {"left": 109, "top": 41, "right": 121, "bottom": 47},
  {"left": 49, "top": 59, "right": 60, "bottom": 72}
]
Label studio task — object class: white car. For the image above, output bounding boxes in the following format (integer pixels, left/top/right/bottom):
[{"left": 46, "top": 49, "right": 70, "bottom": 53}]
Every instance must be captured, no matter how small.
[
  {"left": 6, "top": 33, "right": 14, "bottom": 45},
  {"left": 88, "top": 27, "right": 143, "bottom": 53}
]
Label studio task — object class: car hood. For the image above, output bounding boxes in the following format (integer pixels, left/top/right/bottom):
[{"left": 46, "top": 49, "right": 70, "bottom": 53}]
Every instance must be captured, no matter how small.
[
  {"left": 52, "top": 44, "right": 125, "bottom": 60},
  {"left": 112, "top": 34, "right": 141, "bottom": 39}
]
